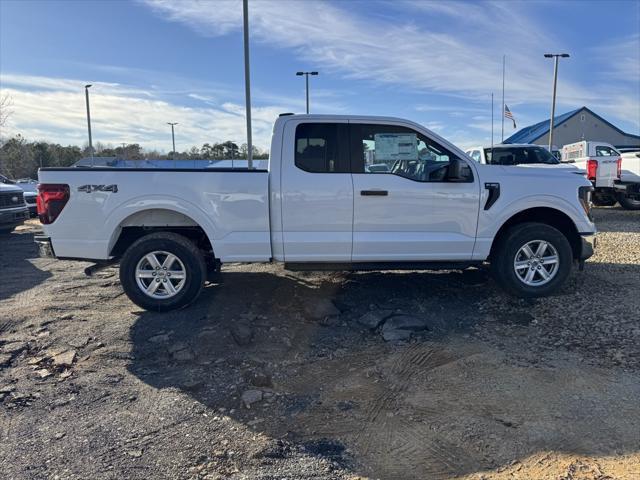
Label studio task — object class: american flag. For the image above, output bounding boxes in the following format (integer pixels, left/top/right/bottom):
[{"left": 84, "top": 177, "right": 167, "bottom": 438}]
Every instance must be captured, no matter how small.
[{"left": 504, "top": 104, "right": 516, "bottom": 129}]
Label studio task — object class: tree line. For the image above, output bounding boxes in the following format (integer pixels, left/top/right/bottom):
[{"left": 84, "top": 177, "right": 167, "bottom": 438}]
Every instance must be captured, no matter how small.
[{"left": 0, "top": 135, "right": 270, "bottom": 180}]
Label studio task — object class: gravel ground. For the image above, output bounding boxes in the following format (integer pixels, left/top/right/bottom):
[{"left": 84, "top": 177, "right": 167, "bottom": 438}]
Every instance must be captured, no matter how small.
[{"left": 1, "top": 207, "right": 639, "bottom": 480}]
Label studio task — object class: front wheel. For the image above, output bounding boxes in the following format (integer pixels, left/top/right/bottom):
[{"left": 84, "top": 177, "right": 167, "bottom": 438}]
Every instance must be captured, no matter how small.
[
  {"left": 119, "top": 232, "right": 207, "bottom": 311},
  {"left": 492, "top": 222, "right": 573, "bottom": 298},
  {"left": 616, "top": 192, "right": 640, "bottom": 210}
]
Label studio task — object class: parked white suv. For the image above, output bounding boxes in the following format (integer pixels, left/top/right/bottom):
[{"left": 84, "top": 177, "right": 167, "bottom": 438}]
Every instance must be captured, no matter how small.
[{"left": 36, "top": 114, "right": 596, "bottom": 310}]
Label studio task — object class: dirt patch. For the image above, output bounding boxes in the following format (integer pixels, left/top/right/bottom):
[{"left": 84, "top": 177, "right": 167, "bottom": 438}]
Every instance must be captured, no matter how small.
[{"left": 1, "top": 208, "right": 639, "bottom": 479}]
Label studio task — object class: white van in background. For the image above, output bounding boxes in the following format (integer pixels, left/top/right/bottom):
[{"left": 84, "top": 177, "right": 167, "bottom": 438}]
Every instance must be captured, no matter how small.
[{"left": 561, "top": 141, "right": 621, "bottom": 206}]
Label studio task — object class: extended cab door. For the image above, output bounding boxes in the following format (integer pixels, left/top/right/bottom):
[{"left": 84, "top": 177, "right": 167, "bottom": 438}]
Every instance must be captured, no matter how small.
[
  {"left": 279, "top": 120, "right": 353, "bottom": 261},
  {"left": 350, "top": 122, "right": 480, "bottom": 261}
]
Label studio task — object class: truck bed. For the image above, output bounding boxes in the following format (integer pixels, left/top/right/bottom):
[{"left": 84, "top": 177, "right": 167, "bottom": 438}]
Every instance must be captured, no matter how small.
[{"left": 38, "top": 167, "right": 272, "bottom": 262}]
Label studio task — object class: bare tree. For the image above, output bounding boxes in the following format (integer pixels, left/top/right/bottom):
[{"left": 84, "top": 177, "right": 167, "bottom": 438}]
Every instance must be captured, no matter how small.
[{"left": 0, "top": 93, "right": 12, "bottom": 128}]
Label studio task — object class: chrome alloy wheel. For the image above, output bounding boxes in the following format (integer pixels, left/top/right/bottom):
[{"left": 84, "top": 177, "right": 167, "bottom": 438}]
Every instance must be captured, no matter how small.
[
  {"left": 135, "top": 250, "right": 186, "bottom": 299},
  {"left": 513, "top": 240, "right": 559, "bottom": 287}
]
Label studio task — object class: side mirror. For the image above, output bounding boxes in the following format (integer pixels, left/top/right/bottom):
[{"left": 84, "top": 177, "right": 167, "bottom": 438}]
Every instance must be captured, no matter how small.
[{"left": 446, "top": 158, "right": 464, "bottom": 181}]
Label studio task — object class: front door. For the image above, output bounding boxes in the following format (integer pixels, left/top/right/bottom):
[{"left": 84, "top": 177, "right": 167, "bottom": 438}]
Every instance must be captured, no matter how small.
[{"left": 350, "top": 122, "right": 480, "bottom": 261}]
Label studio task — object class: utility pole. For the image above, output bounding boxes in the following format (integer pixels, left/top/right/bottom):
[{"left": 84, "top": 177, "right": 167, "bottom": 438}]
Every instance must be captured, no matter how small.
[
  {"left": 167, "top": 122, "right": 178, "bottom": 159},
  {"left": 84, "top": 84, "right": 93, "bottom": 164},
  {"left": 242, "top": 0, "right": 253, "bottom": 170},
  {"left": 296, "top": 71, "right": 319, "bottom": 114},
  {"left": 544, "top": 53, "right": 570, "bottom": 152}
]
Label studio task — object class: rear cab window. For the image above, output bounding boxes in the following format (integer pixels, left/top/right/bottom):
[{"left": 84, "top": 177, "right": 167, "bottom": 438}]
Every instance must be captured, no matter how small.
[
  {"left": 294, "top": 123, "right": 350, "bottom": 173},
  {"left": 595, "top": 145, "right": 619, "bottom": 157}
]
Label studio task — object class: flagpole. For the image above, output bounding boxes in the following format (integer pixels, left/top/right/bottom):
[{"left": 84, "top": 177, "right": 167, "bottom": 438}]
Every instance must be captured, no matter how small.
[
  {"left": 491, "top": 93, "right": 494, "bottom": 150},
  {"left": 501, "top": 54, "right": 505, "bottom": 142}
]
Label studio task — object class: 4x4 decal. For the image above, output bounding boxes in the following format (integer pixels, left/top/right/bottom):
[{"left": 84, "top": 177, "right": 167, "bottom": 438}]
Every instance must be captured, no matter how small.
[{"left": 77, "top": 184, "right": 118, "bottom": 193}]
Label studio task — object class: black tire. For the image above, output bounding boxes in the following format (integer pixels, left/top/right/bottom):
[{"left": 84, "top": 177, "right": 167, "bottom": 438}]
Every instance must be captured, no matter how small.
[
  {"left": 615, "top": 192, "right": 640, "bottom": 210},
  {"left": 492, "top": 222, "right": 573, "bottom": 298},
  {"left": 119, "top": 232, "right": 207, "bottom": 311},
  {"left": 592, "top": 194, "right": 616, "bottom": 207}
]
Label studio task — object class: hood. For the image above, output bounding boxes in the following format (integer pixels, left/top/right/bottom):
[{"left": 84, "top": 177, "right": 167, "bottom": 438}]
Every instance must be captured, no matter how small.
[
  {"left": 513, "top": 163, "right": 582, "bottom": 171},
  {"left": 0, "top": 182, "right": 24, "bottom": 193}
]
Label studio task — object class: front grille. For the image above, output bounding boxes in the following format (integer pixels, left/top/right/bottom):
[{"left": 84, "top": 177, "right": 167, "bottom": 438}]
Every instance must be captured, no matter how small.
[{"left": 0, "top": 192, "right": 25, "bottom": 208}]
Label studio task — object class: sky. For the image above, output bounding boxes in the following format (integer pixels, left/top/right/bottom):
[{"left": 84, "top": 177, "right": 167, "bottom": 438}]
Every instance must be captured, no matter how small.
[{"left": 0, "top": 0, "right": 639, "bottom": 153}]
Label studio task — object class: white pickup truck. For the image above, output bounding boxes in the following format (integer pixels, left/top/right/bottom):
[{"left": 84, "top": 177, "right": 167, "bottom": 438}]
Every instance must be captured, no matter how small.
[
  {"left": 613, "top": 151, "right": 640, "bottom": 210},
  {"left": 36, "top": 114, "right": 597, "bottom": 311},
  {"left": 561, "top": 141, "right": 621, "bottom": 206}
]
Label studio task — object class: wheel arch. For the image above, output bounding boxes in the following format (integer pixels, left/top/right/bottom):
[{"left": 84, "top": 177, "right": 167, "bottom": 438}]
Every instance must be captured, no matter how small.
[
  {"left": 108, "top": 208, "right": 214, "bottom": 258},
  {"left": 489, "top": 207, "right": 582, "bottom": 260}
]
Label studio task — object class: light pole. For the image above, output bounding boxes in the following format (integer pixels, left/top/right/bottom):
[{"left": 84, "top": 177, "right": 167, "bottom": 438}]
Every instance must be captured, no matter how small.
[
  {"left": 296, "top": 71, "right": 318, "bottom": 114},
  {"left": 167, "top": 122, "right": 178, "bottom": 159},
  {"left": 243, "top": 0, "right": 253, "bottom": 170},
  {"left": 544, "top": 53, "right": 570, "bottom": 152},
  {"left": 84, "top": 84, "right": 93, "bottom": 162}
]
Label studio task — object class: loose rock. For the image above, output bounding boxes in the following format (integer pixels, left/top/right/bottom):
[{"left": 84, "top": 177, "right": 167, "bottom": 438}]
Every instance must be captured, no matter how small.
[
  {"left": 357, "top": 310, "right": 393, "bottom": 329},
  {"left": 51, "top": 350, "right": 76, "bottom": 368},
  {"left": 230, "top": 324, "right": 253, "bottom": 346},
  {"left": 380, "top": 314, "right": 430, "bottom": 342},
  {"left": 241, "top": 389, "right": 263, "bottom": 408},
  {"left": 304, "top": 298, "right": 340, "bottom": 320},
  {"left": 68, "top": 336, "right": 91, "bottom": 348}
]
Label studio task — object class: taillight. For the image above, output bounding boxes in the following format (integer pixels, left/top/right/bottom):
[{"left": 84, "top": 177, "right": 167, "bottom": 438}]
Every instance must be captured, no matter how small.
[
  {"left": 586, "top": 159, "right": 598, "bottom": 181},
  {"left": 616, "top": 157, "right": 622, "bottom": 178},
  {"left": 37, "top": 184, "right": 70, "bottom": 224}
]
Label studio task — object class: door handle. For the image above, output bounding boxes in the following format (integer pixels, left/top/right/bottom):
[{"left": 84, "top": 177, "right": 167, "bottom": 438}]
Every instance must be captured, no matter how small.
[{"left": 360, "top": 190, "right": 388, "bottom": 196}]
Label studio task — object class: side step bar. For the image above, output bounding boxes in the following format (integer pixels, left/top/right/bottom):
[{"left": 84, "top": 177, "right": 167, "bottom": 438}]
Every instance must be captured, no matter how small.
[{"left": 284, "top": 261, "right": 482, "bottom": 272}]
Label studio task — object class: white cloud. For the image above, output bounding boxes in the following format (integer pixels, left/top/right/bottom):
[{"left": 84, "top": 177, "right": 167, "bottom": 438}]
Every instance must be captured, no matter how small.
[
  {"left": 0, "top": 74, "right": 286, "bottom": 151},
  {"left": 141, "top": 0, "right": 639, "bottom": 129}
]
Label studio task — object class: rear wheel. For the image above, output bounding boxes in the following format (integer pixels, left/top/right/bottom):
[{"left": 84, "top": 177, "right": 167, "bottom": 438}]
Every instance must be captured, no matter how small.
[
  {"left": 120, "top": 232, "right": 207, "bottom": 311},
  {"left": 492, "top": 222, "right": 573, "bottom": 298},
  {"left": 616, "top": 192, "right": 640, "bottom": 210}
]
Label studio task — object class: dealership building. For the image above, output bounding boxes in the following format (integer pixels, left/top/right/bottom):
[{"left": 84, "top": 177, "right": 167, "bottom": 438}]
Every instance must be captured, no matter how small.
[{"left": 504, "top": 106, "right": 640, "bottom": 150}]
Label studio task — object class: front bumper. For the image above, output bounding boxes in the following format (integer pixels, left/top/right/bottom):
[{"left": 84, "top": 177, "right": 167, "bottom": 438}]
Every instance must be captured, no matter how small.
[
  {"left": 614, "top": 181, "right": 640, "bottom": 200},
  {"left": 0, "top": 205, "right": 29, "bottom": 226},
  {"left": 579, "top": 232, "right": 596, "bottom": 262},
  {"left": 34, "top": 234, "right": 56, "bottom": 258}
]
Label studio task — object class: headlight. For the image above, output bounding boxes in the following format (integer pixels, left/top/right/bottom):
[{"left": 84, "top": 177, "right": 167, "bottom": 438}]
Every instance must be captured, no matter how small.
[{"left": 578, "top": 185, "right": 594, "bottom": 221}]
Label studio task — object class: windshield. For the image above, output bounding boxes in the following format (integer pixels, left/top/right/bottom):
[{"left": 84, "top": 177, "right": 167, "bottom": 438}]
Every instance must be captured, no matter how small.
[{"left": 484, "top": 146, "right": 560, "bottom": 165}]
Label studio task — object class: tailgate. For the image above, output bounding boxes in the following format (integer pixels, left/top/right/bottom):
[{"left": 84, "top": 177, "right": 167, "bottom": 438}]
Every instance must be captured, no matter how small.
[{"left": 594, "top": 157, "right": 618, "bottom": 188}]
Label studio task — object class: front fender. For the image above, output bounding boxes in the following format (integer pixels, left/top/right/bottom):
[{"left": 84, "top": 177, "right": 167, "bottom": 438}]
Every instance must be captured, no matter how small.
[{"left": 473, "top": 194, "right": 593, "bottom": 260}]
